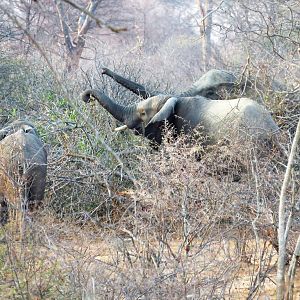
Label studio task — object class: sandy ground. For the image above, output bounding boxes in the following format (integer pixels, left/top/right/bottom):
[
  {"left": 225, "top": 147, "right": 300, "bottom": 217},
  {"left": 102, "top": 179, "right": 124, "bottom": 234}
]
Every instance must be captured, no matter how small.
[
  {"left": 3, "top": 217, "right": 300, "bottom": 299},
  {"left": 57, "top": 229, "right": 300, "bottom": 299}
]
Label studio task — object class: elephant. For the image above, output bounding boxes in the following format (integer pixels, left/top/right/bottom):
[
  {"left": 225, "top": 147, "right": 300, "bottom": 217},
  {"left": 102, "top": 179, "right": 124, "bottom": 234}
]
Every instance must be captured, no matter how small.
[
  {"left": 0, "top": 120, "right": 47, "bottom": 224},
  {"left": 101, "top": 67, "right": 238, "bottom": 100},
  {"left": 81, "top": 89, "right": 279, "bottom": 148},
  {"left": 0, "top": 120, "right": 37, "bottom": 140}
]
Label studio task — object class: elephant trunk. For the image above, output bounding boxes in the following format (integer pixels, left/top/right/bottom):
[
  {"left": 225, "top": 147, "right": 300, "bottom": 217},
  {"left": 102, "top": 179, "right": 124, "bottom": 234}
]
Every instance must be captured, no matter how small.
[
  {"left": 102, "top": 68, "right": 156, "bottom": 99},
  {"left": 82, "top": 89, "right": 133, "bottom": 124}
]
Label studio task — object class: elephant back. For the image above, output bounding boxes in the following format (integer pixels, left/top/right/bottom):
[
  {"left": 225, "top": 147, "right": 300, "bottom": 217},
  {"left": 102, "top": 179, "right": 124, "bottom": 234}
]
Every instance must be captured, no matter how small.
[
  {"left": 179, "top": 69, "right": 237, "bottom": 99},
  {"left": 0, "top": 129, "right": 47, "bottom": 206}
]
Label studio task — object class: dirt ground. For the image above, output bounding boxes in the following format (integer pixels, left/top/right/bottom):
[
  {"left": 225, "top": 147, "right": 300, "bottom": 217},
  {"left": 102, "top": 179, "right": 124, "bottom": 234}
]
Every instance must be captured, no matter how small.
[
  {"left": 92, "top": 239, "right": 300, "bottom": 299},
  {"left": 56, "top": 226, "right": 300, "bottom": 299},
  {"left": 2, "top": 217, "right": 300, "bottom": 299}
]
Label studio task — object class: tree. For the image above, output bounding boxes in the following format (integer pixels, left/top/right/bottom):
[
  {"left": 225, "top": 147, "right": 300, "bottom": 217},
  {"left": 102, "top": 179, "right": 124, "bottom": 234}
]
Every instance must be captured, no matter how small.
[
  {"left": 0, "top": 0, "right": 126, "bottom": 71},
  {"left": 195, "top": 0, "right": 212, "bottom": 71},
  {"left": 55, "top": 0, "right": 126, "bottom": 72}
]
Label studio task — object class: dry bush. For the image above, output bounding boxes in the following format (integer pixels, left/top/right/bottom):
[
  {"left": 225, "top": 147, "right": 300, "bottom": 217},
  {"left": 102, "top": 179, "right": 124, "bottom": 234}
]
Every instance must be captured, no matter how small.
[
  {"left": 45, "top": 146, "right": 135, "bottom": 224},
  {"left": 61, "top": 132, "right": 299, "bottom": 299},
  {"left": 1, "top": 48, "right": 300, "bottom": 298},
  {"left": 0, "top": 51, "right": 139, "bottom": 221},
  {"left": 60, "top": 131, "right": 296, "bottom": 299}
]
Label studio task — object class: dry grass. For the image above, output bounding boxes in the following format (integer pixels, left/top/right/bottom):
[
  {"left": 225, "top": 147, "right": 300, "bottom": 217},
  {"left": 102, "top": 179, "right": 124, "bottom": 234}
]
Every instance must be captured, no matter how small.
[
  {"left": 0, "top": 50, "right": 299, "bottom": 299},
  {"left": 1, "top": 215, "right": 300, "bottom": 299},
  {"left": 1, "top": 131, "right": 299, "bottom": 299}
]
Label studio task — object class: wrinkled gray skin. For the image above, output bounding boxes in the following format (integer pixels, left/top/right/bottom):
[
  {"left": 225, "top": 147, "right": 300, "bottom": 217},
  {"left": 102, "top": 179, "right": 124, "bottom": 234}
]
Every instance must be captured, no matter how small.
[
  {"left": 0, "top": 120, "right": 47, "bottom": 224},
  {"left": 101, "top": 67, "right": 237, "bottom": 100},
  {"left": 179, "top": 69, "right": 237, "bottom": 98},
  {"left": 82, "top": 89, "right": 279, "bottom": 148}
]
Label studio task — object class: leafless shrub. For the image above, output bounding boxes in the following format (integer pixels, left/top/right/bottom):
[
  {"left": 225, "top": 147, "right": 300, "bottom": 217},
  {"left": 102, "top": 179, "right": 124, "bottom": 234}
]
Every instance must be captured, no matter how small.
[
  {"left": 71, "top": 131, "right": 294, "bottom": 299},
  {"left": 0, "top": 3, "right": 299, "bottom": 293}
]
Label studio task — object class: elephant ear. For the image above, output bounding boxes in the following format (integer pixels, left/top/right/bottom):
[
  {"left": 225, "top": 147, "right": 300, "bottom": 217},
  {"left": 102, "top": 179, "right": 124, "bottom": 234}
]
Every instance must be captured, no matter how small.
[
  {"left": 148, "top": 97, "right": 178, "bottom": 125},
  {"left": 0, "top": 126, "right": 12, "bottom": 141}
]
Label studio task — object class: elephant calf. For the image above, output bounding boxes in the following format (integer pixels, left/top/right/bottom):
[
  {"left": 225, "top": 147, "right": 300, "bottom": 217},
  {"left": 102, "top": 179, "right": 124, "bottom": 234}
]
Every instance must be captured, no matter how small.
[{"left": 0, "top": 120, "right": 47, "bottom": 224}]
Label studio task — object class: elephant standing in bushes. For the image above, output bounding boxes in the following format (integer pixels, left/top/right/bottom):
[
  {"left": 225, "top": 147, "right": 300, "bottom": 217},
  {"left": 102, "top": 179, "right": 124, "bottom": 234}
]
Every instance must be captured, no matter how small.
[
  {"left": 101, "top": 67, "right": 238, "bottom": 100},
  {"left": 0, "top": 120, "right": 47, "bottom": 224},
  {"left": 81, "top": 89, "right": 279, "bottom": 147}
]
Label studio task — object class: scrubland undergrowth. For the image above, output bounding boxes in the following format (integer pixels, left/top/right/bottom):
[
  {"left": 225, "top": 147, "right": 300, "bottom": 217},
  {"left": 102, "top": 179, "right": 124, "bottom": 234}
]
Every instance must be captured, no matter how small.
[{"left": 0, "top": 51, "right": 300, "bottom": 299}]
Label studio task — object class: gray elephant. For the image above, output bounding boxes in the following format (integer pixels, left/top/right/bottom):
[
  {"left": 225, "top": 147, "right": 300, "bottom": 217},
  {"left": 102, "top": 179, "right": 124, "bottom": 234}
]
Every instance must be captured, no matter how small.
[
  {"left": 82, "top": 89, "right": 279, "bottom": 147},
  {"left": 0, "top": 120, "right": 47, "bottom": 224},
  {"left": 101, "top": 67, "right": 238, "bottom": 100}
]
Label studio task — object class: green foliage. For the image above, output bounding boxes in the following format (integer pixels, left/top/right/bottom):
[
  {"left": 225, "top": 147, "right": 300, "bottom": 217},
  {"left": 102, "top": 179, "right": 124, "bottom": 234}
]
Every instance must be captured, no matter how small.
[
  {"left": 9, "top": 107, "right": 17, "bottom": 118},
  {"left": 0, "top": 52, "right": 140, "bottom": 222}
]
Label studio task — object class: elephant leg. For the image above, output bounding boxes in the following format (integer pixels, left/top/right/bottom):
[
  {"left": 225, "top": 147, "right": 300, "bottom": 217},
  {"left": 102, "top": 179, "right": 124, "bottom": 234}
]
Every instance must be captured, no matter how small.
[
  {"left": 26, "top": 169, "right": 46, "bottom": 210},
  {"left": 0, "top": 197, "right": 9, "bottom": 225}
]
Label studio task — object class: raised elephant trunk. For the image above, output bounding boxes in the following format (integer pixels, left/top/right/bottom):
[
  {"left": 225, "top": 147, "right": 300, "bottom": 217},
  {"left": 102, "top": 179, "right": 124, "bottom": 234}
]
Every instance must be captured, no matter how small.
[
  {"left": 82, "top": 89, "right": 134, "bottom": 125},
  {"left": 101, "top": 68, "right": 243, "bottom": 100},
  {"left": 101, "top": 68, "right": 156, "bottom": 99}
]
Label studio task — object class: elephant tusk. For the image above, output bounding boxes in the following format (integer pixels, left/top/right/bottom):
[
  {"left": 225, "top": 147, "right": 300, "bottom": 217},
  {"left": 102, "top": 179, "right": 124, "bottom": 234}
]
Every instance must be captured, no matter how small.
[{"left": 114, "top": 125, "right": 128, "bottom": 132}]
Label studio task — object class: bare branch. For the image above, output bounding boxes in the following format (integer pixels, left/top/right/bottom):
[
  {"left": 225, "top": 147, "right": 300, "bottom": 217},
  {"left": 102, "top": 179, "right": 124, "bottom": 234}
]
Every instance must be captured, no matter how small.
[
  {"left": 77, "top": 0, "right": 99, "bottom": 37},
  {"left": 0, "top": 3, "right": 58, "bottom": 80},
  {"left": 54, "top": 0, "right": 74, "bottom": 53},
  {"left": 277, "top": 116, "right": 300, "bottom": 299},
  {"left": 62, "top": 0, "right": 127, "bottom": 33}
]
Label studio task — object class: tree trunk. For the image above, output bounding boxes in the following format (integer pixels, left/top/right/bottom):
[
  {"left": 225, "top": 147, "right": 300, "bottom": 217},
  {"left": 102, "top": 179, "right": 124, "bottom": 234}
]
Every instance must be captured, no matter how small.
[
  {"left": 55, "top": 0, "right": 100, "bottom": 72},
  {"left": 277, "top": 116, "right": 300, "bottom": 299},
  {"left": 202, "top": 0, "right": 212, "bottom": 71},
  {"left": 286, "top": 234, "right": 300, "bottom": 299},
  {"left": 196, "top": 0, "right": 213, "bottom": 71}
]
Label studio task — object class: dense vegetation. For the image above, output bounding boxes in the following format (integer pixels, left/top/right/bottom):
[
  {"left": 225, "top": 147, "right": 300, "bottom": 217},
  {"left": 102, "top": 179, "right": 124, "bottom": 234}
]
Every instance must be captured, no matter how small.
[{"left": 0, "top": 0, "right": 299, "bottom": 298}]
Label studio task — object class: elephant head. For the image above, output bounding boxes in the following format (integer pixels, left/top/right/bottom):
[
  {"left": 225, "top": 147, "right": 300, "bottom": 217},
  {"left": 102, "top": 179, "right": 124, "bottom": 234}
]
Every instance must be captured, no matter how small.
[
  {"left": 82, "top": 89, "right": 178, "bottom": 145},
  {"left": 101, "top": 67, "right": 238, "bottom": 100},
  {"left": 178, "top": 69, "right": 237, "bottom": 99},
  {"left": 0, "top": 120, "right": 37, "bottom": 141}
]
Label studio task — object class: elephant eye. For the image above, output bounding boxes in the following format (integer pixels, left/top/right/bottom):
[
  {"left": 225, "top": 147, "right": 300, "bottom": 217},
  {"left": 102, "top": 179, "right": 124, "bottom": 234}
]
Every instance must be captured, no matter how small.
[{"left": 140, "top": 111, "right": 146, "bottom": 116}]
